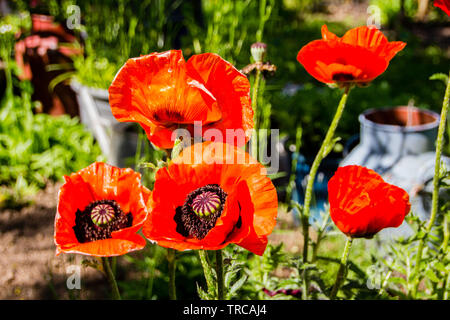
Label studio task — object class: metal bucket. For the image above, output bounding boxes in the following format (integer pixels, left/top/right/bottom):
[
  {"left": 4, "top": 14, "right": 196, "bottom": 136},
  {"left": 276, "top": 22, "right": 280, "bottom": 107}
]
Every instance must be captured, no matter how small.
[{"left": 71, "top": 80, "right": 140, "bottom": 167}]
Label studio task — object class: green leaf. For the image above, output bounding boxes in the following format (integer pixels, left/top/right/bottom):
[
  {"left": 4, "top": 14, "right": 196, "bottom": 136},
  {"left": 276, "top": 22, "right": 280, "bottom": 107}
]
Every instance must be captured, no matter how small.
[
  {"left": 322, "top": 136, "right": 341, "bottom": 158},
  {"left": 196, "top": 283, "right": 213, "bottom": 300},
  {"left": 425, "top": 269, "right": 440, "bottom": 283},
  {"left": 429, "top": 73, "right": 449, "bottom": 84},
  {"left": 229, "top": 275, "right": 248, "bottom": 297}
]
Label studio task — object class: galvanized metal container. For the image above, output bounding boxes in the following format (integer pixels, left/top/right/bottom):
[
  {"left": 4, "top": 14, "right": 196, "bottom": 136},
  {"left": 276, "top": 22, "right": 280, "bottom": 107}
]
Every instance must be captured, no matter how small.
[{"left": 71, "top": 80, "right": 140, "bottom": 167}]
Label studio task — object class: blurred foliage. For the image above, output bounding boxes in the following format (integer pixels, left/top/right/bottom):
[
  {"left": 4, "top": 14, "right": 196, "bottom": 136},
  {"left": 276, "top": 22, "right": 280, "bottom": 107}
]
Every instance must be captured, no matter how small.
[
  {"left": 370, "top": 0, "right": 418, "bottom": 25},
  {"left": 0, "top": 24, "right": 103, "bottom": 207},
  {"left": 11, "top": 0, "right": 448, "bottom": 154},
  {"left": 0, "top": 80, "right": 103, "bottom": 207}
]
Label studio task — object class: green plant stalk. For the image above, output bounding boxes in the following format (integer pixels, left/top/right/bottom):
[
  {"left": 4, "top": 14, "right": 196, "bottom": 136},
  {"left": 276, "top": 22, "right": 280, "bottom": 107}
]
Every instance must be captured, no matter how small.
[
  {"left": 167, "top": 248, "right": 177, "bottom": 300},
  {"left": 412, "top": 70, "right": 450, "bottom": 298},
  {"left": 251, "top": 69, "right": 262, "bottom": 159},
  {"left": 1, "top": 47, "right": 13, "bottom": 97},
  {"left": 330, "top": 237, "right": 353, "bottom": 299},
  {"left": 286, "top": 126, "right": 303, "bottom": 205},
  {"left": 302, "top": 88, "right": 351, "bottom": 263},
  {"left": 101, "top": 257, "right": 121, "bottom": 300},
  {"left": 444, "top": 272, "right": 450, "bottom": 300},
  {"left": 256, "top": 0, "right": 273, "bottom": 42},
  {"left": 216, "top": 250, "right": 225, "bottom": 300},
  {"left": 311, "top": 210, "right": 331, "bottom": 263},
  {"left": 199, "top": 250, "right": 215, "bottom": 296},
  {"left": 441, "top": 215, "right": 449, "bottom": 299},
  {"left": 134, "top": 131, "right": 144, "bottom": 171}
]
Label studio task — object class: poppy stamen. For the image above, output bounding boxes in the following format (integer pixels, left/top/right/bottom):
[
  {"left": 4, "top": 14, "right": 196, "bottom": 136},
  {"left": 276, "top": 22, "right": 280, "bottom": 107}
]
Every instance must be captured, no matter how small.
[
  {"left": 73, "top": 200, "right": 132, "bottom": 243},
  {"left": 332, "top": 72, "right": 355, "bottom": 82},
  {"left": 176, "top": 184, "right": 227, "bottom": 239}
]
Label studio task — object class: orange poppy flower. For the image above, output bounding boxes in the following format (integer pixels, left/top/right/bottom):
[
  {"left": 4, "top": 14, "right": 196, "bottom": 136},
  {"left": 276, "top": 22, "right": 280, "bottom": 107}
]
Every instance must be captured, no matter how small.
[
  {"left": 54, "top": 162, "right": 151, "bottom": 256},
  {"left": 297, "top": 25, "right": 406, "bottom": 85},
  {"left": 143, "top": 142, "right": 278, "bottom": 255},
  {"left": 328, "top": 165, "right": 411, "bottom": 238},
  {"left": 108, "top": 50, "right": 253, "bottom": 149},
  {"left": 434, "top": 0, "right": 450, "bottom": 16}
]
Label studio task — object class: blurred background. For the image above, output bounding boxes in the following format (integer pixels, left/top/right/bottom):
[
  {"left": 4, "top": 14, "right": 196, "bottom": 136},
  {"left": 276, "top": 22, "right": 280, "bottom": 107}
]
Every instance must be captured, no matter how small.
[{"left": 0, "top": 0, "right": 449, "bottom": 300}]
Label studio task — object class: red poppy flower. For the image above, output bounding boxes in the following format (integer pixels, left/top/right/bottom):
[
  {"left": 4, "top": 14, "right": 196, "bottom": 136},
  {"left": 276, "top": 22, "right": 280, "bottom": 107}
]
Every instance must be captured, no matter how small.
[
  {"left": 143, "top": 142, "right": 278, "bottom": 255},
  {"left": 108, "top": 50, "right": 253, "bottom": 149},
  {"left": 434, "top": 0, "right": 450, "bottom": 16},
  {"left": 54, "top": 162, "right": 151, "bottom": 256},
  {"left": 297, "top": 25, "right": 406, "bottom": 85},
  {"left": 328, "top": 165, "right": 411, "bottom": 238}
]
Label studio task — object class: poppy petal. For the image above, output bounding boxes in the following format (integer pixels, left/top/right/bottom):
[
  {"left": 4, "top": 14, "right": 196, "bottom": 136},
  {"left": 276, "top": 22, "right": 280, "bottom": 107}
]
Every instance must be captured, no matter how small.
[
  {"left": 109, "top": 50, "right": 223, "bottom": 148},
  {"left": 328, "top": 165, "right": 411, "bottom": 238},
  {"left": 186, "top": 53, "right": 253, "bottom": 146},
  {"left": 434, "top": 0, "right": 450, "bottom": 16},
  {"left": 56, "top": 236, "right": 146, "bottom": 257},
  {"left": 321, "top": 24, "right": 339, "bottom": 41}
]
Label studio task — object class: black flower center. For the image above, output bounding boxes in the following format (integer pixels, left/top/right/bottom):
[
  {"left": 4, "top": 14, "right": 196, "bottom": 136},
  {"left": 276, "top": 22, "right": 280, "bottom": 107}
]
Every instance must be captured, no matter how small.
[
  {"left": 332, "top": 72, "right": 355, "bottom": 82},
  {"left": 73, "top": 200, "right": 132, "bottom": 243},
  {"left": 174, "top": 184, "right": 227, "bottom": 240}
]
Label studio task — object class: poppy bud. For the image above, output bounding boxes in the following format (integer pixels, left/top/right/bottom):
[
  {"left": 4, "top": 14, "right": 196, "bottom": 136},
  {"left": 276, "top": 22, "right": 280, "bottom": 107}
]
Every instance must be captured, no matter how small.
[{"left": 251, "top": 42, "right": 267, "bottom": 63}]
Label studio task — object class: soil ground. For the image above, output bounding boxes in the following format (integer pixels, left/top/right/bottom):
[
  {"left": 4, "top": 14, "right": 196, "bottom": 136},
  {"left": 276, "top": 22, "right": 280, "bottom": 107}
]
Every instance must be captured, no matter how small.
[{"left": 0, "top": 183, "right": 107, "bottom": 300}]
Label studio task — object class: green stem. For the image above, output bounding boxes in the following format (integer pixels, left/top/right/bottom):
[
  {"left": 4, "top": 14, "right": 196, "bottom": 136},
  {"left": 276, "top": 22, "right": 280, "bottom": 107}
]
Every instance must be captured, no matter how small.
[
  {"left": 134, "top": 131, "right": 144, "bottom": 171},
  {"left": 167, "top": 248, "right": 177, "bottom": 300},
  {"left": 330, "top": 237, "right": 353, "bottom": 299},
  {"left": 199, "top": 250, "right": 215, "bottom": 296},
  {"left": 1, "top": 48, "right": 13, "bottom": 97},
  {"left": 444, "top": 272, "right": 450, "bottom": 300},
  {"left": 251, "top": 69, "right": 262, "bottom": 159},
  {"left": 302, "top": 87, "right": 351, "bottom": 263},
  {"left": 101, "top": 257, "right": 121, "bottom": 300},
  {"left": 286, "top": 127, "right": 303, "bottom": 205},
  {"left": 216, "top": 250, "right": 225, "bottom": 300},
  {"left": 412, "top": 70, "right": 450, "bottom": 297}
]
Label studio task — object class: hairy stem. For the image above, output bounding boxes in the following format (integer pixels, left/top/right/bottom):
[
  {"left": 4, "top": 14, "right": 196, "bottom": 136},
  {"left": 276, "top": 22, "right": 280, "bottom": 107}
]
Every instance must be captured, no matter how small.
[
  {"left": 101, "top": 257, "right": 121, "bottom": 300},
  {"left": 251, "top": 69, "right": 262, "bottom": 159},
  {"left": 216, "top": 250, "right": 225, "bottom": 300},
  {"left": 199, "top": 250, "right": 215, "bottom": 296},
  {"left": 167, "top": 248, "right": 177, "bottom": 300},
  {"left": 330, "top": 237, "right": 353, "bottom": 299},
  {"left": 412, "top": 70, "right": 450, "bottom": 297},
  {"left": 302, "top": 88, "right": 351, "bottom": 263}
]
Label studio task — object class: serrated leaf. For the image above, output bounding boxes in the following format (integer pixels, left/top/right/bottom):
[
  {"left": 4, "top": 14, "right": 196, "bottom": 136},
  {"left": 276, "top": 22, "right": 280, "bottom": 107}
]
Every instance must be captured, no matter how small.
[
  {"left": 425, "top": 269, "right": 440, "bottom": 283},
  {"left": 196, "top": 283, "right": 213, "bottom": 300},
  {"left": 322, "top": 136, "right": 342, "bottom": 158},
  {"left": 170, "top": 138, "right": 183, "bottom": 159},
  {"left": 138, "top": 162, "right": 158, "bottom": 169},
  {"left": 229, "top": 275, "right": 248, "bottom": 296},
  {"left": 389, "top": 276, "right": 407, "bottom": 286}
]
